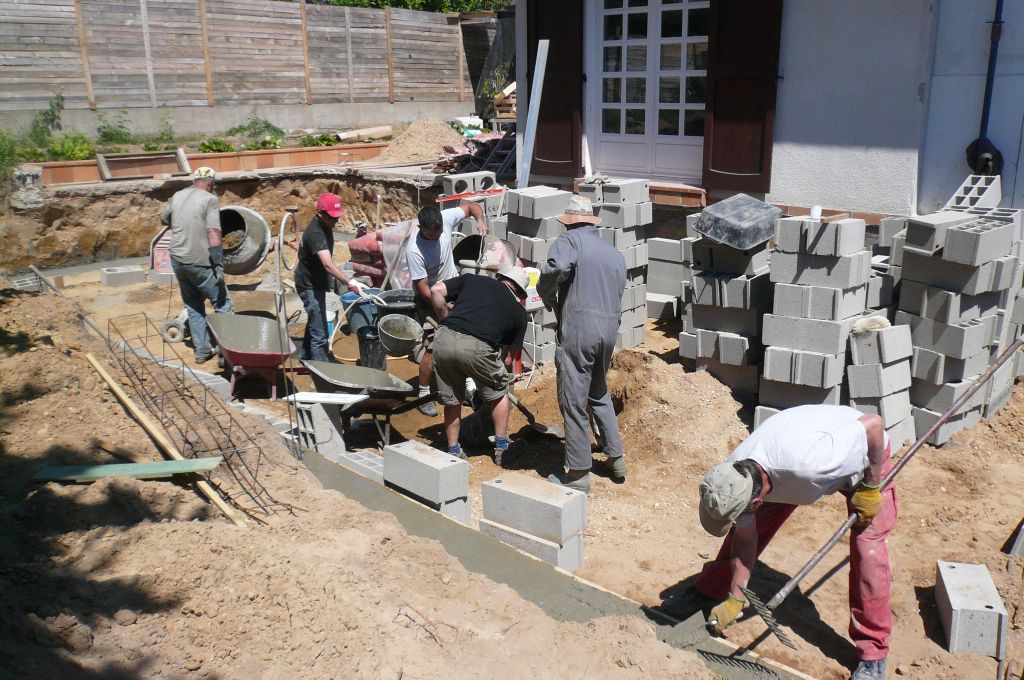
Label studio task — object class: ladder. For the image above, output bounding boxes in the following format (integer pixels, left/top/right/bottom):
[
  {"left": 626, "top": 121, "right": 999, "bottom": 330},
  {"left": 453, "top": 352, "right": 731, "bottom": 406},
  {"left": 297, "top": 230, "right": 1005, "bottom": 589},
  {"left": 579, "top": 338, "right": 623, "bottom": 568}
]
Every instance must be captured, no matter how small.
[{"left": 479, "top": 128, "right": 516, "bottom": 181}]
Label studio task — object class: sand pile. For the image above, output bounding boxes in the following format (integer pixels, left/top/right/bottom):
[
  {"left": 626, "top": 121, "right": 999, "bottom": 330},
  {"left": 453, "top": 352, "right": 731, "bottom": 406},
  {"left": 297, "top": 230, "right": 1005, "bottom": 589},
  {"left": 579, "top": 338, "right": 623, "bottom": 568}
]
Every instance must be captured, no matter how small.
[{"left": 373, "top": 118, "right": 466, "bottom": 165}]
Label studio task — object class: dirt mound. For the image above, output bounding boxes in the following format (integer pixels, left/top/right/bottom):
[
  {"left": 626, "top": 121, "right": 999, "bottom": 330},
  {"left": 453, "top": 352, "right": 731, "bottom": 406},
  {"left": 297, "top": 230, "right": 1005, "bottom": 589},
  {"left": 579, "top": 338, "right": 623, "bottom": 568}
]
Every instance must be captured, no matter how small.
[{"left": 373, "top": 118, "right": 466, "bottom": 165}]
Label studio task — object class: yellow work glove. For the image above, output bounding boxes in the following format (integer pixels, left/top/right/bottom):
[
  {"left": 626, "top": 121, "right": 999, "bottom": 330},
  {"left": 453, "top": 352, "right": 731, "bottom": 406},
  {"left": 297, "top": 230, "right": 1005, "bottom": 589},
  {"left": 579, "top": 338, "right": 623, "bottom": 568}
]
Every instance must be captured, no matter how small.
[
  {"left": 850, "top": 482, "right": 883, "bottom": 527},
  {"left": 708, "top": 593, "right": 746, "bottom": 635}
]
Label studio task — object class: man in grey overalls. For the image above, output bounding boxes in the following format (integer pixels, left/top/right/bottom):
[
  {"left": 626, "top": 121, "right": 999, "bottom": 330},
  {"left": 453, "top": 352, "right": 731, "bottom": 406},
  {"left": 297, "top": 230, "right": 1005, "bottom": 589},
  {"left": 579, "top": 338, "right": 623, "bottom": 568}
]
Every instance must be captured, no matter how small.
[{"left": 537, "top": 195, "right": 627, "bottom": 493}]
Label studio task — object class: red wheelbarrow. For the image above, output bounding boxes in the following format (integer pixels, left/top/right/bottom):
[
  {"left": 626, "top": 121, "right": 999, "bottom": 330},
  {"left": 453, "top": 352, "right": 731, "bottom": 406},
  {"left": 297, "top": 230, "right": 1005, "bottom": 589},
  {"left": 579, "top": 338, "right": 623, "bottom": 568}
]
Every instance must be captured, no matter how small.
[{"left": 206, "top": 313, "right": 298, "bottom": 399}]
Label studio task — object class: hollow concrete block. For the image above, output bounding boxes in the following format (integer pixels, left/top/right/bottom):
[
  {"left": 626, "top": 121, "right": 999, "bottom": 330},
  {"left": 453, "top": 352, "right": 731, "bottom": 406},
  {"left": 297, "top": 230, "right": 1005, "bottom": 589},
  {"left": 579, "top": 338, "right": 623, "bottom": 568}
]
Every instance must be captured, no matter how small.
[
  {"left": 696, "top": 358, "right": 760, "bottom": 394},
  {"left": 507, "top": 215, "right": 565, "bottom": 240},
  {"left": 910, "top": 378, "right": 987, "bottom": 414},
  {"left": 901, "top": 251, "right": 1018, "bottom": 296},
  {"left": 758, "top": 378, "right": 842, "bottom": 409},
  {"left": 763, "top": 346, "right": 845, "bottom": 388},
  {"left": 895, "top": 311, "right": 999, "bottom": 359},
  {"left": 886, "top": 414, "right": 916, "bottom": 450},
  {"left": 1012, "top": 295, "right": 1024, "bottom": 325},
  {"left": 631, "top": 201, "right": 654, "bottom": 225},
  {"left": 690, "top": 240, "right": 770, "bottom": 276},
  {"left": 866, "top": 272, "right": 894, "bottom": 309},
  {"left": 769, "top": 250, "right": 872, "bottom": 289},
  {"left": 849, "top": 325, "right": 913, "bottom": 365},
  {"left": 148, "top": 270, "right": 176, "bottom": 285},
  {"left": 691, "top": 303, "right": 766, "bottom": 337},
  {"left": 890, "top": 233, "right": 906, "bottom": 267},
  {"left": 649, "top": 259, "right": 691, "bottom": 284},
  {"left": 903, "top": 211, "right": 975, "bottom": 256},
  {"left": 648, "top": 237, "right": 686, "bottom": 263},
  {"left": 578, "top": 182, "right": 602, "bottom": 205},
  {"left": 849, "top": 390, "right": 912, "bottom": 424},
  {"left": 935, "top": 561, "right": 1008, "bottom": 658},
  {"left": 753, "top": 405, "right": 781, "bottom": 430},
  {"left": 878, "top": 216, "right": 908, "bottom": 248},
  {"left": 696, "top": 329, "right": 760, "bottom": 366},
  {"left": 912, "top": 405, "right": 982, "bottom": 446},
  {"left": 383, "top": 441, "right": 469, "bottom": 506},
  {"left": 807, "top": 218, "right": 867, "bottom": 256},
  {"left": 596, "top": 204, "right": 637, "bottom": 229},
  {"left": 509, "top": 186, "right": 574, "bottom": 219},
  {"left": 480, "top": 518, "right": 584, "bottom": 572},
  {"left": 898, "top": 280, "right": 1002, "bottom": 325},
  {"left": 601, "top": 178, "right": 650, "bottom": 205},
  {"left": 599, "top": 224, "right": 646, "bottom": 249},
  {"left": 847, "top": 361, "right": 912, "bottom": 398},
  {"left": 442, "top": 171, "right": 496, "bottom": 195},
  {"left": 482, "top": 472, "right": 587, "bottom": 544},
  {"left": 101, "top": 266, "right": 146, "bottom": 287},
  {"left": 646, "top": 293, "right": 678, "bottom": 320},
  {"left": 943, "top": 218, "right": 1015, "bottom": 266},
  {"left": 761, "top": 313, "right": 856, "bottom": 356},
  {"left": 679, "top": 331, "right": 697, "bottom": 360},
  {"left": 773, "top": 282, "right": 867, "bottom": 321},
  {"left": 911, "top": 345, "right": 994, "bottom": 385}
]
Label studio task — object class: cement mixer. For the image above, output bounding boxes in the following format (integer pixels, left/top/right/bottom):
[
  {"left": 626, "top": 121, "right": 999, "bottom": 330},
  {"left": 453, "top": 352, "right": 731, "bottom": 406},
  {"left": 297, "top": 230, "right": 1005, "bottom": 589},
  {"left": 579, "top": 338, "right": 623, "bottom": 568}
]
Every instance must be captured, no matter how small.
[{"left": 157, "top": 205, "right": 273, "bottom": 343}]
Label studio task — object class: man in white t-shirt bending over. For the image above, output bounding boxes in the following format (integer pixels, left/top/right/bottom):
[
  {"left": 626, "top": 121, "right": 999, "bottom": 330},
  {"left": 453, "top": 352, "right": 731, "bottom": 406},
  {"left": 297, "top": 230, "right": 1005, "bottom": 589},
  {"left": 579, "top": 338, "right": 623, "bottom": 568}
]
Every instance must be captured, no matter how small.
[
  {"left": 406, "top": 203, "right": 487, "bottom": 416},
  {"left": 661, "top": 405, "right": 897, "bottom": 680}
]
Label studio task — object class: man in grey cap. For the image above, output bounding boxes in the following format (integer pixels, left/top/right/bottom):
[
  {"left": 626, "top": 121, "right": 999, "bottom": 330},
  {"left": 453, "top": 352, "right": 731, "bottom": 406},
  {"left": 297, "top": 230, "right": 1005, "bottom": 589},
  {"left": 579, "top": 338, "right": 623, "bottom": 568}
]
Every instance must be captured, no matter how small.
[
  {"left": 429, "top": 267, "right": 529, "bottom": 464},
  {"left": 660, "top": 405, "right": 896, "bottom": 680},
  {"left": 161, "top": 166, "right": 233, "bottom": 363},
  {"left": 537, "top": 194, "right": 626, "bottom": 494}
]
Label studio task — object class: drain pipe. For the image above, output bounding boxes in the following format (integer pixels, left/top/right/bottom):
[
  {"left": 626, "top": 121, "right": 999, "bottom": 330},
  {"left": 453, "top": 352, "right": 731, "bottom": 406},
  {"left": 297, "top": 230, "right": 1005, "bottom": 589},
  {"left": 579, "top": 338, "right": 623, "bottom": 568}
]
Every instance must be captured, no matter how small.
[{"left": 965, "top": 0, "right": 1005, "bottom": 175}]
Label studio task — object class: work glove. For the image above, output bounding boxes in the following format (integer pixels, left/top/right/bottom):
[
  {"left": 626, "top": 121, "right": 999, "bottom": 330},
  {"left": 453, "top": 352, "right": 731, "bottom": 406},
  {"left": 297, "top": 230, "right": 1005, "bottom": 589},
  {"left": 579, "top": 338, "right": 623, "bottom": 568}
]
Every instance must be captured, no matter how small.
[
  {"left": 347, "top": 279, "right": 367, "bottom": 295},
  {"left": 209, "top": 246, "right": 225, "bottom": 282},
  {"left": 708, "top": 594, "right": 746, "bottom": 635},
  {"left": 850, "top": 481, "right": 883, "bottom": 527}
]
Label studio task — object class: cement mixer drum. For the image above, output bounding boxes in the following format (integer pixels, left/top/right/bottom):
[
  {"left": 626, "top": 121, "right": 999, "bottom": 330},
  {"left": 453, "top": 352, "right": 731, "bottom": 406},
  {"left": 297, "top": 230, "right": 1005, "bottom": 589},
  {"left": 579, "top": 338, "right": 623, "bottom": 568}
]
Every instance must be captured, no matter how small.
[{"left": 220, "top": 206, "right": 272, "bottom": 276}]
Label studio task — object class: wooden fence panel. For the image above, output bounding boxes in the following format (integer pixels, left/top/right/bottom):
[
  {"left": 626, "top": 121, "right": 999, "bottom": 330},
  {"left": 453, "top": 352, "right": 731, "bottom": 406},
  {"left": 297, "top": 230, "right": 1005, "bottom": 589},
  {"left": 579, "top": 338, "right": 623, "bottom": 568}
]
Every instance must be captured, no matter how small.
[
  {"left": 346, "top": 8, "right": 389, "bottom": 103},
  {"left": 305, "top": 2, "right": 351, "bottom": 104},
  {"left": 0, "top": 0, "right": 91, "bottom": 111},
  {"left": 80, "top": 0, "right": 152, "bottom": 108},
  {"left": 390, "top": 9, "right": 470, "bottom": 102},
  {"left": 146, "top": 0, "right": 208, "bottom": 107}
]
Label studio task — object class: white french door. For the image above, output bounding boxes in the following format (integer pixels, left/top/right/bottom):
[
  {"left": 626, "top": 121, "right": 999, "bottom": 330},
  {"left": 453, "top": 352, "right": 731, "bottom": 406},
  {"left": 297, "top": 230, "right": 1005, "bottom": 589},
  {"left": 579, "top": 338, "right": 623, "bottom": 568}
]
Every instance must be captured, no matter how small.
[{"left": 584, "top": 0, "right": 709, "bottom": 183}]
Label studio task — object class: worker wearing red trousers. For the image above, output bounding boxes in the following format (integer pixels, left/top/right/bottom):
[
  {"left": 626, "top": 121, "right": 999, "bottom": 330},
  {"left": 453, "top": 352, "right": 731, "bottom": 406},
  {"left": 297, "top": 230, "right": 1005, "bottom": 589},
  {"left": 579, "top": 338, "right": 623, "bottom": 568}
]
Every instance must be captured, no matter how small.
[{"left": 661, "top": 404, "right": 897, "bottom": 680}]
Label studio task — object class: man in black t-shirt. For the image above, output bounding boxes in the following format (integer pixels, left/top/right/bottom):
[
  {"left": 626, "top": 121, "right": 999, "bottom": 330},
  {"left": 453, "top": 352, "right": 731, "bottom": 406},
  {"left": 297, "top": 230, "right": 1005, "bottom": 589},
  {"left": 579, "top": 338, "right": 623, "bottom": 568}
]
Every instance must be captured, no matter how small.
[
  {"left": 429, "top": 268, "right": 528, "bottom": 464},
  {"left": 295, "top": 193, "right": 365, "bottom": 362}
]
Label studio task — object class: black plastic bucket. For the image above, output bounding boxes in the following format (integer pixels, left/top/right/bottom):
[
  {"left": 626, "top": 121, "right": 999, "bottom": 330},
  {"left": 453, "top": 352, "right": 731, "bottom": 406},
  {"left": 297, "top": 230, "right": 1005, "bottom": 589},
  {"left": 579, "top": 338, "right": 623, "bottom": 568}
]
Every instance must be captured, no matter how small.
[
  {"left": 356, "top": 325, "right": 387, "bottom": 371},
  {"left": 375, "top": 289, "right": 417, "bottom": 320}
]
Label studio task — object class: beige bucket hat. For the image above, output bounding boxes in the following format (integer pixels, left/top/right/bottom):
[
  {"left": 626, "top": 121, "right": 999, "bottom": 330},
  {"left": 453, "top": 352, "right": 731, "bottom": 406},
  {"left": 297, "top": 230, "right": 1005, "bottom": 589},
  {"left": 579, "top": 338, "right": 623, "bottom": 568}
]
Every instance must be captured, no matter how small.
[{"left": 556, "top": 195, "right": 602, "bottom": 226}]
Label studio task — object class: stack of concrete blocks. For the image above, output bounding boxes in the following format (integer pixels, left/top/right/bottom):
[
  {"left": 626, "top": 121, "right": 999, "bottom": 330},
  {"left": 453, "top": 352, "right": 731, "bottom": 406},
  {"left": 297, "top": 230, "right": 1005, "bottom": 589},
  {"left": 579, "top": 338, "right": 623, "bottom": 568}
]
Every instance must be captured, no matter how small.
[
  {"left": 865, "top": 216, "right": 908, "bottom": 314},
  {"left": 677, "top": 213, "right": 772, "bottom": 398},
  {"left": 847, "top": 325, "right": 916, "bottom": 449},
  {"left": 500, "top": 185, "right": 576, "bottom": 364},
  {"left": 934, "top": 561, "right": 1008, "bottom": 659},
  {"left": 646, "top": 236, "right": 685, "bottom": 322},
  {"left": 580, "top": 178, "right": 654, "bottom": 349},
  {"left": 896, "top": 207, "right": 1023, "bottom": 444},
  {"left": 383, "top": 441, "right": 470, "bottom": 524},
  {"left": 480, "top": 472, "right": 586, "bottom": 572},
  {"left": 755, "top": 217, "right": 876, "bottom": 426}
]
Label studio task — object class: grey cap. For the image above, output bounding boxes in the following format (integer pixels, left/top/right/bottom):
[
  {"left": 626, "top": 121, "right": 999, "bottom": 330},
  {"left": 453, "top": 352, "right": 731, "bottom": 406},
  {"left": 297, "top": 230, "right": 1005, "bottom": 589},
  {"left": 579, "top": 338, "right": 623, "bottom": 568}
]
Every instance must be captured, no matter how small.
[{"left": 698, "top": 462, "right": 755, "bottom": 537}]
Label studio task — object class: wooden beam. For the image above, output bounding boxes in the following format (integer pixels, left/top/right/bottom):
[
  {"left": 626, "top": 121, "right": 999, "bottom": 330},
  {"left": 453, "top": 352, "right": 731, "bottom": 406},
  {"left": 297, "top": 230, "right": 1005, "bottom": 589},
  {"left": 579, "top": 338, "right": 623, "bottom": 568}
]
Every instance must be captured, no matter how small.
[
  {"left": 86, "top": 353, "right": 247, "bottom": 527},
  {"left": 72, "top": 0, "right": 95, "bottom": 109},
  {"left": 299, "top": 0, "right": 313, "bottom": 104},
  {"left": 384, "top": 6, "right": 395, "bottom": 103},
  {"left": 138, "top": 0, "right": 158, "bottom": 107},
  {"left": 33, "top": 457, "right": 224, "bottom": 483},
  {"left": 455, "top": 17, "right": 467, "bottom": 102},
  {"left": 344, "top": 6, "right": 355, "bottom": 103},
  {"left": 198, "top": 0, "right": 214, "bottom": 106}
]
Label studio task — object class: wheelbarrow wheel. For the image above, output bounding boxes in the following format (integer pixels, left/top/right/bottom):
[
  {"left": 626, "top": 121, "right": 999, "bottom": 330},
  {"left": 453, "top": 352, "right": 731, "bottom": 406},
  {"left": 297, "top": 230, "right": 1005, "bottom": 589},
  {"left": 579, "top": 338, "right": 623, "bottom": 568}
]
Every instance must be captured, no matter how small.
[{"left": 160, "top": 319, "right": 186, "bottom": 344}]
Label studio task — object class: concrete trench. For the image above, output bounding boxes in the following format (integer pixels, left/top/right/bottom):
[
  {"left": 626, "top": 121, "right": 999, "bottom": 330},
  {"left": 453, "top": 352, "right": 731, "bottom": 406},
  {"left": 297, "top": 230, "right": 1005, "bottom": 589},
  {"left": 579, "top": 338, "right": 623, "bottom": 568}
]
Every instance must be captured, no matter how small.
[{"left": 303, "top": 451, "right": 812, "bottom": 680}]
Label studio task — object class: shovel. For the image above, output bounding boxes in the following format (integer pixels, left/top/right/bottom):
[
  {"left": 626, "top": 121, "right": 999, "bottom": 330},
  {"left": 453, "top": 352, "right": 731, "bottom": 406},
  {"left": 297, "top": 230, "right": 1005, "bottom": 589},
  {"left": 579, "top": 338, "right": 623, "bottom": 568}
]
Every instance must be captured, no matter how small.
[{"left": 507, "top": 392, "right": 564, "bottom": 438}]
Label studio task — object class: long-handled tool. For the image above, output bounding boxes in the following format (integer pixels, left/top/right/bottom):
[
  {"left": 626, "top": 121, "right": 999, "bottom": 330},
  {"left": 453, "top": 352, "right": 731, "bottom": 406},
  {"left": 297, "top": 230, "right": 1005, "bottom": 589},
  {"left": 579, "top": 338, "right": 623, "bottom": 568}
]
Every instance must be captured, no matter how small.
[
  {"left": 738, "top": 337, "right": 1024, "bottom": 649},
  {"left": 507, "top": 392, "right": 564, "bottom": 438}
]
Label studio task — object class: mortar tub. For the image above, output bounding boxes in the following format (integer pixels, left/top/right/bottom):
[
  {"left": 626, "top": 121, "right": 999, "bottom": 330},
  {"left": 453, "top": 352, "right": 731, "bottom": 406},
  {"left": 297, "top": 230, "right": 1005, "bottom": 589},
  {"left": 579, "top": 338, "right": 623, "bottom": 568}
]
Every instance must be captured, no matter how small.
[
  {"left": 374, "top": 289, "right": 417, "bottom": 319},
  {"left": 206, "top": 313, "right": 295, "bottom": 398},
  {"left": 377, "top": 313, "right": 421, "bottom": 356},
  {"left": 220, "top": 205, "right": 272, "bottom": 276},
  {"left": 303, "top": 360, "right": 413, "bottom": 398}
]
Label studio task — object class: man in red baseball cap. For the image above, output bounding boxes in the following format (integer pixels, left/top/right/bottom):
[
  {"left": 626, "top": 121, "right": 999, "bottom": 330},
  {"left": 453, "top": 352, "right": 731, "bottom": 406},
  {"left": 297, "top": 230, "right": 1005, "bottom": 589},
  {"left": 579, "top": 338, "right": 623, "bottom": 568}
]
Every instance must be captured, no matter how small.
[{"left": 295, "top": 193, "right": 365, "bottom": 362}]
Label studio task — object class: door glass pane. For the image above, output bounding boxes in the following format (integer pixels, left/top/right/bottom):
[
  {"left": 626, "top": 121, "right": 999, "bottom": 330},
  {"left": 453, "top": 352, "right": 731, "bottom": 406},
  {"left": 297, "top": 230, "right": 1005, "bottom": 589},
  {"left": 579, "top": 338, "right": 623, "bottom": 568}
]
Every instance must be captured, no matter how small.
[
  {"left": 658, "top": 109, "right": 679, "bottom": 135},
  {"left": 625, "top": 45, "right": 647, "bottom": 71},
  {"left": 684, "top": 109, "right": 705, "bottom": 137},
  {"left": 625, "top": 109, "right": 645, "bottom": 134},
  {"left": 659, "top": 76, "right": 680, "bottom": 103},
  {"left": 661, "top": 10, "right": 682, "bottom": 37},
  {"left": 625, "top": 77, "right": 646, "bottom": 103},
  {"left": 688, "top": 8, "right": 710, "bottom": 36},
  {"left": 603, "top": 46, "right": 622, "bottom": 72},
  {"left": 603, "top": 109, "right": 622, "bottom": 134},
  {"left": 685, "top": 76, "right": 706, "bottom": 104},
  {"left": 604, "top": 14, "right": 623, "bottom": 40},
  {"left": 687, "top": 43, "right": 708, "bottom": 70},
  {"left": 603, "top": 78, "right": 622, "bottom": 103},
  {"left": 627, "top": 13, "right": 647, "bottom": 39},
  {"left": 604, "top": 0, "right": 623, "bottom": 7},
  {"left": 660, "top": 44, "right": 681, "bottom": 70}
]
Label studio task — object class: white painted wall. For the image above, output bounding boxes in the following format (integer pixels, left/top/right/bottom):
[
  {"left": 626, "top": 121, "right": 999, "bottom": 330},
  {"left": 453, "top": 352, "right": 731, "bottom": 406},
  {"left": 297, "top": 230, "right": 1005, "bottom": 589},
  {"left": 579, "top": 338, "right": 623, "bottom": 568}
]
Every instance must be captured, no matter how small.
[
  {"left": 919, "top": 0, "right": 1024, "bottom": 213},
  {"left": 766, "top": 0, "right": 935, "bottom": 215}
]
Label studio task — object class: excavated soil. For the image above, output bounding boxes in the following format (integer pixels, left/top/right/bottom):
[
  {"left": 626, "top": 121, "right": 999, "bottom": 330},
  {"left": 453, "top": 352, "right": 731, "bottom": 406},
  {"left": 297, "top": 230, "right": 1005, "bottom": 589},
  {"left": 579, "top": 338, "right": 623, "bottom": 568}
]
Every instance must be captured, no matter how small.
[
  {"left": 0, "top": 286, "right": 715, "bottom": 679},
  {"left": 372, "top": 118, "right": 466, "bottom": 165}
]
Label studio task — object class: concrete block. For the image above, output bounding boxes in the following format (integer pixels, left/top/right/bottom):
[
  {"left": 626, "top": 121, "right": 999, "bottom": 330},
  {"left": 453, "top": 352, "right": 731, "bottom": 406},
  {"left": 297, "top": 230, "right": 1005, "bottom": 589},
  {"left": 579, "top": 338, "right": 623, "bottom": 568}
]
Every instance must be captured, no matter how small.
[
  {"left": 890, "top": 232, "right": 906, "bottom": 267},
  {"left": 148, "top": 270, "right": 176, "bottom": 285},
  {"left": 878, "top": 216, "right": 908, "bottom": 248},
  {"left": 943, "top": 218, "right": 1015, "bottom": 266},
  {"left": 911, "top": 345, "right": 994, "bottom": 385},
  {"left": 647, "top": 275, "right": 683, "bottom": 298},
  {"left": 763, "top": 346, "right": 846, "bottom": 387},
  {"left": 649, "top": 259, "right": 691, "bottom": 283},
  {"left": 721, "top": 271, "right": 773, "bottom": 310},
  {"left": 762, "top": 313, "right": 856, "bottom": 355},
  {"left": 442, "top": 171, "right": 496, "bottom": 195},
  {"left": 615, "top": 323, "right": 645, "bottom": 349},
  {"left": 686, "top": 212, "right": 701, "bottom": 238},
  {"left": 620, "top": 305, "right": 646, "bottom": 329},
  {"left": 691, "top": 303, "right": 765, "bottom": 336},
  {"left": 944, "top": 174, "right": 1002, "bottom": 210},
  {"left": 331, "top": 449, "right": 385, "bottom": 485},
  {"left": 460, "top": 193, "right": 504, "bottom": 218},
  {"left": 384, "top": 441, "right": 469, "bottom": 505},
  {"left": 601, "top": 178, "right": 650, "bottom": 205},
  {"left": 935, "top": 561, "right": 1009, "bottom": 657},
  {"left": 849, "top": 390, "right": 913, "bottom": 424},
  {"left": 774, "top": 216, "right": 813, "bottom": 253},
  {"left": 754, "top": 405, "right": 781, "bottom": 430},
  {"left": 596, "top": 203, "right": 636, "bottom": 229},
  {"left": 773, "top": 282, "right": 867, "bottom": 321},
  {"left": 526, "top": 321, "right": 557, "bottom": 345},
  {"left": 758, "top": 379, "right": 843, "bottom": 408},
  {"left": 507, "top": 214, "right": 565, "bottom": 239},
  {"left": 895, "top": 311, "right": 998, "bottom": 359},
  {"left": 866, "top": 272, "right": 894, "bottom": 309},
  {"left": 578, "top": 182, "right": 602, "bottom": 205},
  {"left": 769, "top": 250, "right": 872, "bottom": 289},
  {"left": 696, "top": 358, "right": 760, "bottom": 394},
  {"left": 648, "top": 237, "right": 686, "bottom": 263},
  {"left": 910, "top": 378, "right": 987, "bottom": 415},
  {"left": 679, "top": 331, "right": 697, "bottom": 360},
  {"left": 1012, "top": 294, "right": 1024, "bottom": 325},
  {"left": 912, "top": 405, "right": 981, "bottom": 446},
  {"left": 849, "top": 325, "right": 913, "bottom": 365},
  {"left": 899, "top": 280, "right": 1002, "bottom": 325},
  {"left": 690, "top": 240, "right": 770, "bottom": 276},
  {"left": 523, "top": 340, "right": 556, "bottom": 365},
  {"left": 440, "top": 497, "right": 471, "bottom": 524},
  {"left": 482, "top": 472, "right": 587, "bottom": 544},
  {"left": 847, "top": 361, "right": 912, "bottom": 398},
  {"left": 902, "top": 251, "right": 1018, "bottom": 296},
  {"left": 789, "top": 217, "right": 867, "bottom": 256},
  {"left": 646, "top": 292, "right": 678, "bottom": 320},
  {"left": 490, "top": 216, "right": 508, "bottom": 240},
  {"left": 479, "top": 518, "right": 583, "bottom": 572},
  {"left": 520, "top": 235, "right": 554, "bottom": 263},
  {"left": 101, "top": 266, "right": 146, "bottom": 286},
  {"left": 599, "top": 224, "right": 646, "bottom": 249},
  {"left": 632, "top": 201, "right": 654, "bottom": 225},
  {"left": 903, "top": 211, "right": 974, "bottom": 256},
  {"left": 886, "top": 415, "right": 916, "bottom": 450},
  {"left": 696, "top": 329, "right": 761, "bottom": 366},
  {"left": 509, "top": 186, "right": 574, "bottom": 219}
]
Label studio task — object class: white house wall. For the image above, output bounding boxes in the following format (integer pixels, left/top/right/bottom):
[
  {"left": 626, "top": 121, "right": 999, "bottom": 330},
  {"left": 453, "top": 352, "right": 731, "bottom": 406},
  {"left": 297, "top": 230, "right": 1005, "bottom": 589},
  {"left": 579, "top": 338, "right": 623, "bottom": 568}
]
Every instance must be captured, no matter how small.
[
  {"left": 919, "top": 0, "right": 1024, "bottom": 213},
  {"left": 766, "top": 0, "right": 935, "bottom": 215}
]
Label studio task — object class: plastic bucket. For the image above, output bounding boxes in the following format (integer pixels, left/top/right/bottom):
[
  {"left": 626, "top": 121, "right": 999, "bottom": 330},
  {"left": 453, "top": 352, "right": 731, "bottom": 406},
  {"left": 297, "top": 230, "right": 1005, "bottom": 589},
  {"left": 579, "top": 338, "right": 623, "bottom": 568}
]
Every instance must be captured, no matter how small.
[
  {"left": 375, "top": 289, "right": 417, "bottom": 320},
  {"left": 341, "top": 287, "right": 381, "bottom": 334},
  {"left": 356, "top": 325, "right": 387, "bottom": 371},
  {"left": 378, "top": 313, "right": 422, "bottom": 356}
]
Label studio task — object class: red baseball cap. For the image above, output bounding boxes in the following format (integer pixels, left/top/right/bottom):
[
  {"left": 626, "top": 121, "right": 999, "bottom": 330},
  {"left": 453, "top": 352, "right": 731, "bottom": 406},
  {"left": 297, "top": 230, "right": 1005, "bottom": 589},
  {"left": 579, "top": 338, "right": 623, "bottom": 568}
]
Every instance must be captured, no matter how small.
[{"left": 316, "top": 193, "right": 345, "bottom": 218}]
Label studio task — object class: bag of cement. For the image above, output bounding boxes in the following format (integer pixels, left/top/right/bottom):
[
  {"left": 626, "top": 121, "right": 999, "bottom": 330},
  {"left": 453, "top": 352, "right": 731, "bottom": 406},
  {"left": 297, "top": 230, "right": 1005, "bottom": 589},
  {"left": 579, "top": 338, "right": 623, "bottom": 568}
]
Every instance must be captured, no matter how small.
[{"left": 695, "top": 193, "right": 781, "bottom": 250}]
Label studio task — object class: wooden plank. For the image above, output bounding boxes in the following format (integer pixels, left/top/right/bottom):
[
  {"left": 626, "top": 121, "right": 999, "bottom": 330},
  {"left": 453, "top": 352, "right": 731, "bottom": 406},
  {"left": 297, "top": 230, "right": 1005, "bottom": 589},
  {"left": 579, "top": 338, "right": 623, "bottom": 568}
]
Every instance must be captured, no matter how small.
[
  {"left": 344, "top": 5, "right": 354, "bottom": 103},
  {"left": 137, "top": 0, "right": 158, "bottom": 106},
  {"left": 71, "top": 0, "right": 94, "bottom": 108},
  {"left": 384, "top": 5, "right": 394, "bottom": 103},
  {"left": 197, "top": 0, "right": 213, "bottom": 105},
  {"left": 33, "top": 456, "right": 224, "bottom": 483},
  {"left": 299, "top": 0, "right": 312, "bottom": 104}
]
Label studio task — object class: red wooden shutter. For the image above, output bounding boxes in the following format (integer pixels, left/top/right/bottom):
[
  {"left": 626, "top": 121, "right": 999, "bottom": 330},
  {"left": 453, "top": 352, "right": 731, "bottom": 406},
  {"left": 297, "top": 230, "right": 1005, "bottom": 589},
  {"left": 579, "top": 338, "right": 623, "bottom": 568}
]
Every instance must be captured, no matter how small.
[
  {"left": 702, "top": 0, "right": 784, "bottom": 193},
  {"left": 525, "top": 0, "right": 584, "bottom": 181}
]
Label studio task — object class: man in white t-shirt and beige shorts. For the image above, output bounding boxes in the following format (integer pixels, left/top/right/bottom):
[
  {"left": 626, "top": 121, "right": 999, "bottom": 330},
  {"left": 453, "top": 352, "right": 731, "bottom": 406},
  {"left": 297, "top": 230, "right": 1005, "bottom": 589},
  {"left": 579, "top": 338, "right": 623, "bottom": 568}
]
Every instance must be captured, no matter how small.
[
  {"left": 406, "top": 202, "right": 487, "bottom": 416},
  {"left": 660, "top": 404, "right": 897, "bottom": 680}
]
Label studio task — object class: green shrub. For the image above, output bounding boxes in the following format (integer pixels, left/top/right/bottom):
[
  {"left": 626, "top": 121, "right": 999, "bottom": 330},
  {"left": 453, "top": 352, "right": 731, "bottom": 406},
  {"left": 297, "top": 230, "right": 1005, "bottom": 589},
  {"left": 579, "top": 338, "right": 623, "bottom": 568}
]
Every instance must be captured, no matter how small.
[
  {"left": 47, "top": 132, "right": 95, "bottom": 161},
  {"left": 0, "top": 128, "right": 17, "bottom": 179},
  {"left": 141, "top": 142, "right": 159, "bottom": 152},
  {"left": 27, "top": 94, "right": 65, "bottom": 148},
  {"left": 198, "top": 138, "right": 234, "bottom": 153},
  {"left": 156, "top": 114, "right": 175, "bottom": 145},
  {"left": 96, "top": 110, "right": 133, "bottom": 144},
  {"left": 242, "top": 135, "right": 283, "bottom": 151},
  {"left": 227, "top": 110, "right": 284, "bottom": 140},
  {"left": 300, "top": 133, "right": 338, "bottom": 147}
]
